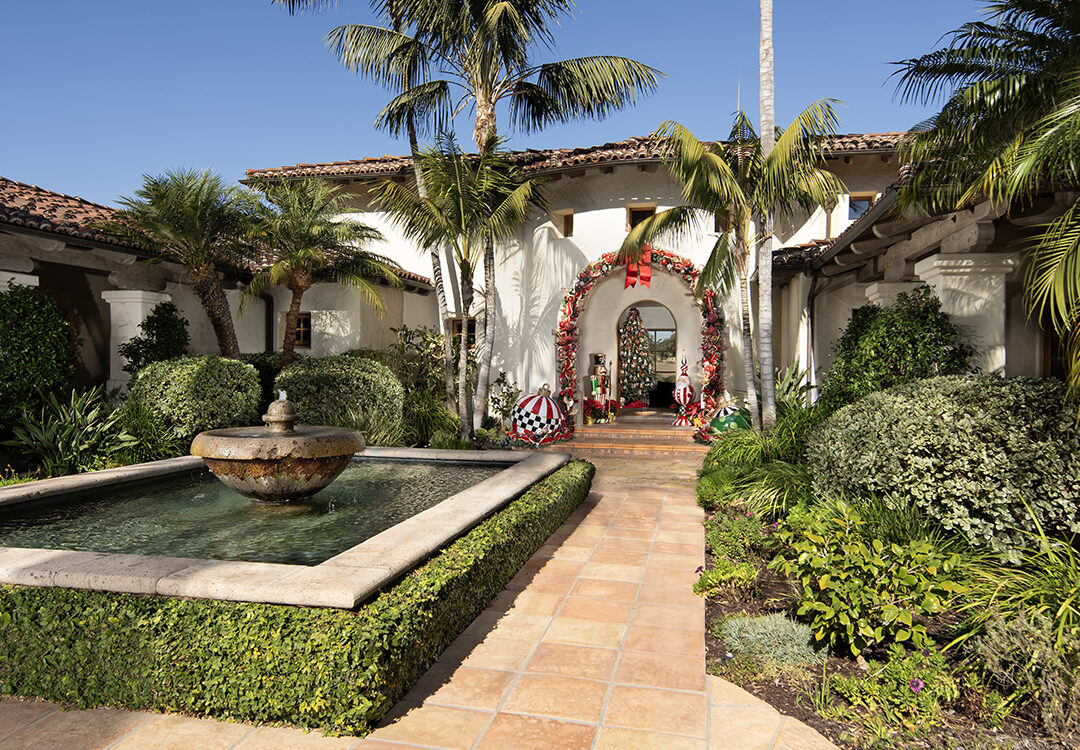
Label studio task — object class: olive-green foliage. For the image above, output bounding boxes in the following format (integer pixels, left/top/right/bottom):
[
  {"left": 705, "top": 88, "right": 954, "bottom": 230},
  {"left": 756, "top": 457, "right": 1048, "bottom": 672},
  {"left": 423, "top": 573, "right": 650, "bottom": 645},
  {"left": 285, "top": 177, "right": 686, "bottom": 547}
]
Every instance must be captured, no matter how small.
[
  {"left": 817, "top": 286, "right": 973, "bottom": 413},
  {"left": 489, "top": 372, "right": 522, "bottom": 425},
  {"left": 696, "top": 467, "right": 737, "bottom": 510},
  {"left": 349, "top": 325, "right": 446, "bottom": 396},
  {"left": 828, "top": 644, "right": 960, "bottom": 742},
  {"left": 116, "top": 400, "right": 188, "bottom": 464},
  {"left": 2, "top": 388, "right": 135, "bottom": 476},
  {"left": 718, "top": 613, "right": 827, "bottom": 667},
  {"left": 705, "top": 508, "right": 767, "bottom": 562},
  {"left": 276, "top": 355, "right": 404, "bottom": 434},
  {"left": 429, "top": 429, "right": 476, "bottom": 450},
  {"left": 0, "top": 284, "right": 72, "bottom": 428},
  {"left": 809, "top": 376, "right": 1080, "bottom": 560},
  {"left": 692, "top": 557, "right": 757, "bottom": 599},
  {"left": 240, "top": 351, "right": 302, "bottom": 414},
  {"left": 772, "top": 500, "right": 966, "bottom": 656},
  {"left": 972, "top": 611, "right": 1080, "bottom": 736},
  {"left": 127, "top": 356, "right": 260, "bottom": 444},
  {"left": 0, "top": 460, "right": 594, "bottom": 735},
  {"left": 117, "top": 302, "right": 189, "bottom": 374},
  {"left": 403, "top": 391, "right": 460, "bottom": 447}
]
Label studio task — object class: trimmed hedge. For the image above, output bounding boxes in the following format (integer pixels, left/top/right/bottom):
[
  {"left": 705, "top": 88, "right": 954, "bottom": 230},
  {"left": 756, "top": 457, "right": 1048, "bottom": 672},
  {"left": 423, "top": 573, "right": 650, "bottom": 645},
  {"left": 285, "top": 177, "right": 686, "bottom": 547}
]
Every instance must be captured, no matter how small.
[
  {"left": 240, "top": 351, "right": 300, "bottom": 414},
  {"left": 0, "top": 460, "right": 594, "bottom": 735},
  {"left": 809, "top": 376, "right": 1080, "bottom": 559},
  {"left": 126, "top": 355, "right": 260, "bottom": 443},
  {"left": 0, "top": 284, "right": 72, "bottom": 428},
  {"left": 275, "top": 355, "right": 404, "bottom": 432}
]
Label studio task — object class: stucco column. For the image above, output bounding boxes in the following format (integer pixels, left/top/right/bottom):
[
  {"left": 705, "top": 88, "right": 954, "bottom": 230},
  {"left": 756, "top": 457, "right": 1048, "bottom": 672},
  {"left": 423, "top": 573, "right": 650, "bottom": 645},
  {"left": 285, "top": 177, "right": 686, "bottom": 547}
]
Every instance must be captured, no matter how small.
[
  {"left": 865, "top": 281, "right": 921, "bottom": 307},
  {"left": 913, "top": 253, "right": 1018, "bottom": 375},
  {"left": 101, "top": 289, "right": 172, "bottom": 391}
]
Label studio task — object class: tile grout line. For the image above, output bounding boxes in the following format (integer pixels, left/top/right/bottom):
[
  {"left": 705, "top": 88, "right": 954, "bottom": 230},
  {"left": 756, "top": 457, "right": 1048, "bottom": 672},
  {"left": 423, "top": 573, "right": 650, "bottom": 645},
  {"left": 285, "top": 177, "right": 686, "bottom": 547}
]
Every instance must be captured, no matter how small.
[
  {"left": 223, "top": 725, "right": 259, "bottom": 749},
  {"left": 0, "top": 704, "right": 58, "bottom": 744},
  {"left": 100, "top": 712, "right": 157, "bottom": 749},
  {"left": 467, "top": 483, "right": 623, "bottom": 749}
]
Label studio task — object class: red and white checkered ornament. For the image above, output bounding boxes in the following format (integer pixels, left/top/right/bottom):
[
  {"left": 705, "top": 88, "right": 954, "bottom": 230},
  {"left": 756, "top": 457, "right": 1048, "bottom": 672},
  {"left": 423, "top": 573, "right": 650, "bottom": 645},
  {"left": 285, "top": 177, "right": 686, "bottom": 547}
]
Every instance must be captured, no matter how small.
[
  {"left": 511, "top": 384, "right": 566, "bottom": 440},
  {"left": 674, "top": 359, "right": 694, "bottom": 426}
]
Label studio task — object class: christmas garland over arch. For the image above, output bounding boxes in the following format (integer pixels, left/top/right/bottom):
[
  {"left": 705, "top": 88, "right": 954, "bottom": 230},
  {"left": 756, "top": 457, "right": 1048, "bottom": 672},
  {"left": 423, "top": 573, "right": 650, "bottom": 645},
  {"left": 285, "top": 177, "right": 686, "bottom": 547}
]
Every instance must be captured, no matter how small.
[{"left": 556, "top": 247, "right": 725, "bottom": 426}]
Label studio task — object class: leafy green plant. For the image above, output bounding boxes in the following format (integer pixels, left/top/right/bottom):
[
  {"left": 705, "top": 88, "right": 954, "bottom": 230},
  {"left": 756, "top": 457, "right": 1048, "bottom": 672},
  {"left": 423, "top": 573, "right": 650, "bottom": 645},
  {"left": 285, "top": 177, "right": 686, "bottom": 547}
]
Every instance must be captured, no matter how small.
[
  {"left": 3, "top": 387, "right": 135, "bottom": 476},
  {"left": 240, "top": 351, "right": 303, "bottom": 414},
  {"left": 276, "top": 355, "right": 404, "bottom": 435},
  {"left": 117, "top": 301, "right": 189, "bottom": 374},
  {"left": 488, "top": 371, "right": 521, "bottom": 425},
  {"left": 971, "top": 611, "right": 1080, "bottom": 736},
  {"left": 693, "top": 557, "right": 758, "bottom": 599},
  {"left": 346, "top": 405, "right": 405, "bottom": 448},
  {"left": 0, "top": 467, "right": 35, "bottom": 487},
  {"left": 829, "top": 644, "right": 960, "bottom": 743},
  {"left": 817, "top": 286, "right": 973, "bottom": 413},
  {"left": 127, "top": 355, "right": 260, "bottom": 444},
  {"left": 115, "top": 400, "right": 186, "bottom": 464},
  {"left": 696, "top": 467, "right": 737, "bottom": 510},
  {"left": 705, "top": 508, "right": 767, "bottom": 562},
  {"left": 0, "top": 284, "right": 72, "bottom": 429},
  {"left": 428, "top": 430, "right": 475, "bottom": 450},
  {"left": 772, "top": 500, "right": 966, "bottom": 655},
  {"left": 809, "top": 376, "right": 1080, "bottom": 560},
  {"left": 402, "top": 390, "right": 459, "bottom": 447},
  {"left": 0, "top": 461, "right": 594, "bottom": 735},
  {"left": 717, "top": 613, "right": 828, "bottom": 667}
]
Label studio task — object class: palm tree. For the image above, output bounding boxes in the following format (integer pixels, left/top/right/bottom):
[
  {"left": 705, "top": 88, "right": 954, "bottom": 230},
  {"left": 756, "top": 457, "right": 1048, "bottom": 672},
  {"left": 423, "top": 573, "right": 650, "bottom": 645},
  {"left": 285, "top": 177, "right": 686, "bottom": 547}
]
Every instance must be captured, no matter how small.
[
  {"left": 758, "top": 0, "right": 777, "bottom": 428},
  {"left": 373, "top": 134, "right": 543, "bottom": 438},
  {"left": 244, "top": 178, "right": 395, "bottom": 367},
  {"left": 277, "top": 0, "right": 660, "bottom": 421},
  {"left": 104, "top": 168, "right": 256, "bottom": 358},
  {"left": 620, "top": 106, "right": 845, "bottom": 428},
  {"left": 894, "top": 0, "right": 1080, "bottom": 396}
]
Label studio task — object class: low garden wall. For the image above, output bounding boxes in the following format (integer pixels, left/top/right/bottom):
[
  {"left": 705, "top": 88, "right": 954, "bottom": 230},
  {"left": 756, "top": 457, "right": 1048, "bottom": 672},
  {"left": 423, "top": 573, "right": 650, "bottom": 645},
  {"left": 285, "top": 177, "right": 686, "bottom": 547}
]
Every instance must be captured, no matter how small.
[{"left": 0, "top": 459, "right": 595, "bottom": 736}]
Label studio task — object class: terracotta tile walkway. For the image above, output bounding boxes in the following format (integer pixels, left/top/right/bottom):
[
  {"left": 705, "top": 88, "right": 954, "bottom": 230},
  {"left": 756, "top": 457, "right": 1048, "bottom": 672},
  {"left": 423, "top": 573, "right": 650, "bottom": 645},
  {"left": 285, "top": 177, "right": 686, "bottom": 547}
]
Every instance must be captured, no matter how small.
[{"left": 0, "top": 455, "right": 835, "bottom": 749}]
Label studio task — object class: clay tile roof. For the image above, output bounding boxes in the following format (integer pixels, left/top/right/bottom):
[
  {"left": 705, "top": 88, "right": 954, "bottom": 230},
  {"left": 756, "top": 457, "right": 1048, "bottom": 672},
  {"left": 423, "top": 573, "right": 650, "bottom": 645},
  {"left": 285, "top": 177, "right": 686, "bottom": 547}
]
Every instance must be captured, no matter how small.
[
  {"left": 773, "top": 239, "right": 833, "bottom": 269},
  {"left": 244, "top": 132, "right": 908, "bottom": 181},
  {"left": 0, "top": 176, "right": 133, "bottom": 248}
]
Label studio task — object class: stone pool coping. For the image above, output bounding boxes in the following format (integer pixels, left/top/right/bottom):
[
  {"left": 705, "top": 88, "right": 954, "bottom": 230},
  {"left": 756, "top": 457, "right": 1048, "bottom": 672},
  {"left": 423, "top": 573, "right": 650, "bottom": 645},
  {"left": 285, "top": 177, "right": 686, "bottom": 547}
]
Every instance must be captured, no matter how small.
[{"left": 0, "top": 448, "right": 570, "bottom": 609}]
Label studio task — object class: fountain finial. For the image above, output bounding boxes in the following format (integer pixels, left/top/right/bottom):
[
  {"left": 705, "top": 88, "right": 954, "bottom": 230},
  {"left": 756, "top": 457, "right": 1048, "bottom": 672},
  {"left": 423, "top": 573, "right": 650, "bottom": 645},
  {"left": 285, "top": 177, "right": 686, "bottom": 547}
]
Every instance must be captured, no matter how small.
[{"left": 262, "top": 394, "right": 298, "bottom": 434}]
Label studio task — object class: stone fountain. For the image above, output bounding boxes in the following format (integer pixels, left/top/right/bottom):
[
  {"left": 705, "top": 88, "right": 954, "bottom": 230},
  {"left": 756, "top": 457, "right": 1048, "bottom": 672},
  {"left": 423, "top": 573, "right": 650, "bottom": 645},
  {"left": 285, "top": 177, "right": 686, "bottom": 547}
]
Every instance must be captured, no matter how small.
[{"left": 191, "top": 392, "right": 365, "bottom": 502}]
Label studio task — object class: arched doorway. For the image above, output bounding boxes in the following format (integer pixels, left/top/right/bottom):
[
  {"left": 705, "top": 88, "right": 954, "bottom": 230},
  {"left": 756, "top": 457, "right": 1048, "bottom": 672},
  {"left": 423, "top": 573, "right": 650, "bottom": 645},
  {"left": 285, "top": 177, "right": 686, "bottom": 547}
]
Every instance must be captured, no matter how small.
[
  {"left": 617, "top": 303, "right": 677, "bottom": 407},
  {"left": 555, "top": 248, "right": 725, "bottom": 427}
]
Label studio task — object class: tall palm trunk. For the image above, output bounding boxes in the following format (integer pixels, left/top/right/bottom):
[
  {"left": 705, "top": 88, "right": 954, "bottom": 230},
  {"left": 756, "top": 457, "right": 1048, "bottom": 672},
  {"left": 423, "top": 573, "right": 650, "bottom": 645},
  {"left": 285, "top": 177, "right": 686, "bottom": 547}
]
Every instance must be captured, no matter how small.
[
  {"left": 281, "top": 273, "right": 311, "bottom": 368},
  {"left": 758, "top": 0, "right": 777, "bottom": 429},
  {"left": 737, "top": 236, "right": 759, "bottom": 429},
  {"left": 472, "top": 234, "right": 497, "bottom": 432},
  {"left": 457, "top": 270, "right": 475, "bottom": 440},
  {"left": 189, "top": 263, "right": 240, "bottom": 358}
]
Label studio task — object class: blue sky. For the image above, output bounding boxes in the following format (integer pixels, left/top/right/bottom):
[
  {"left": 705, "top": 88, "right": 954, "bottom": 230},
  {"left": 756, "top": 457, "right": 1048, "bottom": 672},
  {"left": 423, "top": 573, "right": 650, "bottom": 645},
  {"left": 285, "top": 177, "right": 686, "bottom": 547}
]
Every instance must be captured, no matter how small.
[{"left": 2, "top": 1, "right": 981, "bottom": 206}]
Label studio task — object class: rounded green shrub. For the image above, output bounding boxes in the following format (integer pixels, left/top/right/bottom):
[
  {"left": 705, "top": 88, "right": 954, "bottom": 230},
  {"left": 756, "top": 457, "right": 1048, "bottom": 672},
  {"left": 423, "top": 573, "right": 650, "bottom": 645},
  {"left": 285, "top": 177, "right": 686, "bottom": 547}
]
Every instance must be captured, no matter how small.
[
  {"left": 0, "top": 284, "right": 72, "bottom": 428},
  {"left": 117, "top": 301, "right": 189, "bottom": 374},
  {"left": 818, "top": 286, "right": 973, "bottom": 413},
  {"left": 275, "top": 355, "right": 404, "bottom": 432},
  {"left": 808, "top": 376, "right": 1080, "bottom": 558},
  {"left": 127, "top": 355, "right": 260, "bottom": 443}
]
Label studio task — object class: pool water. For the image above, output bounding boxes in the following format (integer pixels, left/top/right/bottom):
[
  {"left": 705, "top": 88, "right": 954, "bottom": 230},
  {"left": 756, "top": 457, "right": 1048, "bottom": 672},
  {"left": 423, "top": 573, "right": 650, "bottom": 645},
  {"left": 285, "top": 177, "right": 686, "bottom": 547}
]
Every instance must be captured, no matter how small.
[{"left": 0, "top": 459, "right": 506, "bottom": 565}]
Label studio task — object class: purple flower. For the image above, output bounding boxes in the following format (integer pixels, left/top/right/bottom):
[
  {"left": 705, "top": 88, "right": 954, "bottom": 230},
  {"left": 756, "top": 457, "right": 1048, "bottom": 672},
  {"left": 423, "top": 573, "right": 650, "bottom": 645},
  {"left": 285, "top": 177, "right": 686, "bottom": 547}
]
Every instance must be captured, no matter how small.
[
  {"left": 909, "top": 678, "right": 925, "bottom": 695},
  {"left": 694, "top": 565, "right": 704, "bottom": 574}
]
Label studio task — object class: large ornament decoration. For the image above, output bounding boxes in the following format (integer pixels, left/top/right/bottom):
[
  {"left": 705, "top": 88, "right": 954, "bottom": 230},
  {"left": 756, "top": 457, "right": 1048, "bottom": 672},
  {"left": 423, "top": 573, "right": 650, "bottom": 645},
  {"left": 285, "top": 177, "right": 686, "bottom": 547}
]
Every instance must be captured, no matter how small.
[
  {"left": 556, "top": 246, "right": 725, "bottom": 434},
  {"left": 510, "top": 384, "right": 570, "bottom": 445},
  {"left": 673, "top": 359, "right": 694, "bottom": 426}
]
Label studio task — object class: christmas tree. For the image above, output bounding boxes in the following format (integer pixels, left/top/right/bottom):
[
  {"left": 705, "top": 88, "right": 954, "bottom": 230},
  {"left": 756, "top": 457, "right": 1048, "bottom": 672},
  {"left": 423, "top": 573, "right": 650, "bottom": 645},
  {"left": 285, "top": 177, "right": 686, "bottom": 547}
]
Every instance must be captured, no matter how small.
[{"left": 618, "top": 307, "right": 655, "bottom": 403}]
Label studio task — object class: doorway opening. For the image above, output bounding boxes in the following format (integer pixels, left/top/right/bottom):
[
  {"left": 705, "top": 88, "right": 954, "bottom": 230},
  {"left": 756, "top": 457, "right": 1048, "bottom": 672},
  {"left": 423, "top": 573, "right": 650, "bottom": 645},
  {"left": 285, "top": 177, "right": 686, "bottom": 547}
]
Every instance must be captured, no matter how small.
[{"left": 617, "top": 302, "right": 677, "bottom": 408}]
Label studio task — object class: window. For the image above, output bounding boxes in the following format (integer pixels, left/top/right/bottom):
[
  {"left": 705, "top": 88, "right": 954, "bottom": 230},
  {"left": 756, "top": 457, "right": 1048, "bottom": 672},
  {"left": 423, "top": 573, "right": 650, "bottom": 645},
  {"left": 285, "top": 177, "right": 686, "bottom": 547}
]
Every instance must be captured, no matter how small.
[
  {"left": 449, "top": 317, "right": 477, "bottom": 347},
  {"left": 627, "top": 205, "right": 656, "bottom": 229},
  {"left": 713, "top": 210, "right": 731, "bottom": 235},
  {"left": 294, "top": 312, "right": 312, "bottom": 348},
  {"left": 650, "top": 329, "right": 677, "bottom": 382},
  {"left": 848, "top": 192, "right": 877, "bottom": 220},
  {"left": 553, "top": 209, "right": 574, "bottom": 237}
]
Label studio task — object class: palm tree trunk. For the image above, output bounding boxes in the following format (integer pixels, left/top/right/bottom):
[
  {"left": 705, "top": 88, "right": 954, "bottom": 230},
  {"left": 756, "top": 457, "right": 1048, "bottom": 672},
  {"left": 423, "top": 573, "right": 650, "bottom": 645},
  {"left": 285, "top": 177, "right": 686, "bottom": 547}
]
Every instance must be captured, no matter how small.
[
  {"left": 758, "top": 0, "right": 777, "bottom": 429},
  {"left": 472, "top": 234, "right": 497, "bottom": 432},
  {"left": 189, "top": 263, "right": 240, "bottom": 358},
  {"left": 281, "top": 274, "right": 310, "bottom": 368},
  {"left": 739, "top": 270, "right": 759, "bottom": 431},
  {"left": 457, "top": 270, "right": 474, "bottom": 440}
]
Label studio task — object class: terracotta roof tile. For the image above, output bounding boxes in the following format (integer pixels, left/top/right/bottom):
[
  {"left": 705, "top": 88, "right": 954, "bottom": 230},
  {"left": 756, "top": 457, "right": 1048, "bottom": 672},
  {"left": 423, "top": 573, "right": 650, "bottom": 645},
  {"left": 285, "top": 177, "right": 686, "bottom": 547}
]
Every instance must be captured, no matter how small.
[
  {"left": 245, "top": 133, "right": 908, "bottom": 181},
  {"left": 774, "top": 239, "right": 832, "bottom": 269},
  {"left": 0, "top": 176, "right": 133, "bottom": 248}
]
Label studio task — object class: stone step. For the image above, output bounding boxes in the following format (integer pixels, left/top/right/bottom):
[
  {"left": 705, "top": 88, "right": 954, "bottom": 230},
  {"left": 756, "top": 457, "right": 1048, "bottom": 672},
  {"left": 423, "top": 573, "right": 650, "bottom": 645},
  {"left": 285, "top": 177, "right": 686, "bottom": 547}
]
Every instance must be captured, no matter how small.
[
  {"left": 542, "top": 438, "right": 710, "bottom": 457},
  {"left": 576, "top": 428, "right": 694, "bottom": 442}
]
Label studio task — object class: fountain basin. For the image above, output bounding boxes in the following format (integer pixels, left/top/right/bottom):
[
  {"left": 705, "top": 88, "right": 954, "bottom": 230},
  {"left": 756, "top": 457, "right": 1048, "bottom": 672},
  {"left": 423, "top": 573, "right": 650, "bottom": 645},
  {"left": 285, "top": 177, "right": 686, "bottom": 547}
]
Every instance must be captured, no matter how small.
[{"left": 191, "top": 425, "right": 365, "bottom": 502}]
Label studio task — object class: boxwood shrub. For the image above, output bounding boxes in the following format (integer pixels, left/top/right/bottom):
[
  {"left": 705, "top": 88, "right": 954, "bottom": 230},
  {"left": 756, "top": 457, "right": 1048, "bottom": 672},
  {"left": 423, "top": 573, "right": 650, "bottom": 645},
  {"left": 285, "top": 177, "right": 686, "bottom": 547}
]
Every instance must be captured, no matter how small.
[
  {"left": 0, "top": 284, "right": 72, "bottom": 428},
  {"left": 126, "top": 355, "right": 260, "bottom": 443},
  {"left": 0, "top": 460, "right": 594, "bottom": 735},
  {"left": 275, "top": 355, "right": 404, "bottom": 432},
  {"left": 808, "top": 376, "right": 1080, "bottom": 558}
]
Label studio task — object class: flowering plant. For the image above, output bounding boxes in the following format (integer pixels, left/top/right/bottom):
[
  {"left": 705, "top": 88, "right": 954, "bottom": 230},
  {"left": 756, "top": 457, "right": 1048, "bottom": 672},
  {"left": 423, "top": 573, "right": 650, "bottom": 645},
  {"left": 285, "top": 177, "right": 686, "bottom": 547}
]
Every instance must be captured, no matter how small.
[{"left": 583, "top": 398, "right": 617, "bottom": 419}]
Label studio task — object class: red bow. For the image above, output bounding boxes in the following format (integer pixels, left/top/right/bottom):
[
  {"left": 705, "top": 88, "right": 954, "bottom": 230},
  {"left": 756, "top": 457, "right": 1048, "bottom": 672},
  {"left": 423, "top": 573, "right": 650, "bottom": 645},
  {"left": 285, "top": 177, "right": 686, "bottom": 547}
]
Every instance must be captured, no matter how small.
[{"left": 625, "top": 246, "right": 653, "bottom": 288}]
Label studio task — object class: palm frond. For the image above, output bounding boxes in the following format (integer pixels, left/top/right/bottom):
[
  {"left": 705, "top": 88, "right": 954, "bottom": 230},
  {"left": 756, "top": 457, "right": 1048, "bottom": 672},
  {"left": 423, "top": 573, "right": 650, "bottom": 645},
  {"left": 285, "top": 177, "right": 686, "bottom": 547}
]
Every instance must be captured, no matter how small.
[{"left": 325, "top": 24, "right": 432, "bottom": 95}]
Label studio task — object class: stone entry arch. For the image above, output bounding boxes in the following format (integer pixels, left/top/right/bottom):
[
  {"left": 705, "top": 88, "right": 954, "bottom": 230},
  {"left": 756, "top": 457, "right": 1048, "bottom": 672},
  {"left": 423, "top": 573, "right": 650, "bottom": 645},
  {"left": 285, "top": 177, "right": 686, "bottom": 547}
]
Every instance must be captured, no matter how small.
[{"left": 555, "top": 248, "right": 725, "bottom": 426}]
